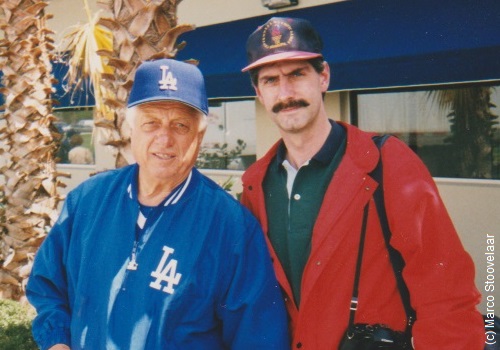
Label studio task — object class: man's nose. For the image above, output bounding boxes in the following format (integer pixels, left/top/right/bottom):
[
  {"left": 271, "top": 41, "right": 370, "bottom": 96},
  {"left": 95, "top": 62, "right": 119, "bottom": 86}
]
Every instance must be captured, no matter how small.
[
  {"left": 154, "top": 127, "right": 173, "bottom": 144},
  {"left": 277, "top": 79, "right": 294, "bottom": 100}
]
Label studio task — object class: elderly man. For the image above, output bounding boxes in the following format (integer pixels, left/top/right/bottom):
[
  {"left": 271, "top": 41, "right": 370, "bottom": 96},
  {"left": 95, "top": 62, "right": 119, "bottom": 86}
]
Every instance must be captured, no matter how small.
[{"left": 27, "top": 59, "right": 289, "bottom": 350}]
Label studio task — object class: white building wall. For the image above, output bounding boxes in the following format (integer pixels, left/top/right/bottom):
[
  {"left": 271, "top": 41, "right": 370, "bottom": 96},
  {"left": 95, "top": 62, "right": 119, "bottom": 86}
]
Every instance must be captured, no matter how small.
[{"left": 177, "top": 0, "right": 346, "bottom": 26}]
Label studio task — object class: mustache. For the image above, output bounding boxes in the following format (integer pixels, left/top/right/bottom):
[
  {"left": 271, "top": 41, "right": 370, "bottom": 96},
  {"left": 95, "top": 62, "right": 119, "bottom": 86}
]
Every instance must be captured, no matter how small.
[{"left": 272, "top": 99, "right": 310, "bottom": 113}]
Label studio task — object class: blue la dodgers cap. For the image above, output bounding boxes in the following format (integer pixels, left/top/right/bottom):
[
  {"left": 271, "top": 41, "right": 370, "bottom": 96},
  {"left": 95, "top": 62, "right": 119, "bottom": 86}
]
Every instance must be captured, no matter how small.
[
  {"left": 242, "top": 17, "right": 323, "bottom": 72},
  {"left": 128, "top": 58, "right": 208, "bottom": 115}
]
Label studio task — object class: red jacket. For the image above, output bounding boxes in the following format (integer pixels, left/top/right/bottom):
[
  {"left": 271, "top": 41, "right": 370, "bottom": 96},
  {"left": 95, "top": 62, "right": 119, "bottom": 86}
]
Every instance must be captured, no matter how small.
[{"left": 241, "top": 122, "right": 484, "bottom": 349}]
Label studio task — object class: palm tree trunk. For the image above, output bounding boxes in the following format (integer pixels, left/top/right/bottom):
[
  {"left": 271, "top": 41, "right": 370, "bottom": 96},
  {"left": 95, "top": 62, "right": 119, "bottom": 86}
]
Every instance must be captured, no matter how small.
[{"left": 0, "top": 0, "right": 63, "bottom": 300}]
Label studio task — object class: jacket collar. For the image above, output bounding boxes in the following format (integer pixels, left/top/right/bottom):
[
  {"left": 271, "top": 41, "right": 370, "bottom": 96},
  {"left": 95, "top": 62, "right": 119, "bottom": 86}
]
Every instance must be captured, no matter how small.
[
  {"left": 126, "top": 163, "right": 196, "bottom": 207},
  {"left": 274, "top": 120, "right": 346, "bottom": 169}
]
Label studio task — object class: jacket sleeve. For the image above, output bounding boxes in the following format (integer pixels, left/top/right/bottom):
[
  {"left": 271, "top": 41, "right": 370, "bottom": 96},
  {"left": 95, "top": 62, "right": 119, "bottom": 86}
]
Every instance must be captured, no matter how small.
[
  {"left": 382, "top": 137, "right": 484, "bottom": 349},
  {"left": 26, "top": 197, "right": 74, "bottom": 350},
  {"left": 216, "top": 208, "right": 290, "bottom": 349}
]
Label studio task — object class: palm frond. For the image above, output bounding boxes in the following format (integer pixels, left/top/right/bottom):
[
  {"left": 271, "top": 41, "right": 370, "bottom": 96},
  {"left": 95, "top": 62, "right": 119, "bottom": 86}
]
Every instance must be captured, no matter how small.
[{"left": 57, "top": 0, "right": 114, "bottom": 123}]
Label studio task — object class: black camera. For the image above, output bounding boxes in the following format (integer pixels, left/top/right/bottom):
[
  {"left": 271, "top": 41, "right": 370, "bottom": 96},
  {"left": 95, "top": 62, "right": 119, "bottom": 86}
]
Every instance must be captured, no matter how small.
[{"left": 339, "top": 323, "right": 413, "bottom": 350}]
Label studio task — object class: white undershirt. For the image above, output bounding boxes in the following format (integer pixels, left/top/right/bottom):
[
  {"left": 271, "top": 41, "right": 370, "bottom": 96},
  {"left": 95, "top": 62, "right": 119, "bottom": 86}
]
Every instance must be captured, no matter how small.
[{"left": 282, "top": 159, "right": 310, "bottom": 199}]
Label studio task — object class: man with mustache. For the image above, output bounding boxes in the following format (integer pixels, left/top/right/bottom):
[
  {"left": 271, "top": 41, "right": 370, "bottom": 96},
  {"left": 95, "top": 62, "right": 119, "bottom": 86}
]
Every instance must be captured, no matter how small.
[{"left": 240, "top": 17, "right": 484, "bottom": 349}]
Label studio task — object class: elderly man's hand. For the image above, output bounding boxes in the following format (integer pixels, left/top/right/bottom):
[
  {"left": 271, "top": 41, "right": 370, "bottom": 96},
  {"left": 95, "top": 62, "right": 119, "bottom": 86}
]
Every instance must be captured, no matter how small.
[{"left": 49, "top": 345, "right": 70, "bottom": 350}]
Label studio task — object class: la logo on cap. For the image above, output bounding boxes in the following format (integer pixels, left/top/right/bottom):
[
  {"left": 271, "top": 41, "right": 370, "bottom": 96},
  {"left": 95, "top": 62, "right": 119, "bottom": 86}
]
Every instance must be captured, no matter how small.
[
  {"left": 262, "top": 19, "right": 294, "bottom": 50},
  {"left": 159, "top": 65, "right": 178, "bottom": 91}
]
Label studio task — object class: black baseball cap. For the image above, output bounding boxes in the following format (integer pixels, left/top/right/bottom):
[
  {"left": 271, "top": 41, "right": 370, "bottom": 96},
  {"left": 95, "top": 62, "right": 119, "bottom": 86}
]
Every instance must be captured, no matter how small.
[{"left": 242, "top": 17, "right": 323, "bottom": 72}]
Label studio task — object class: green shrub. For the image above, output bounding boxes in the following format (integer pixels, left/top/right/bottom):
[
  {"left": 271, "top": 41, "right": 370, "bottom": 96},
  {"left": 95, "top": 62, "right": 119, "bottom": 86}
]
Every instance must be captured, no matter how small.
[{"left": 0, "top": 299, "right": 37, "bottom": 350}]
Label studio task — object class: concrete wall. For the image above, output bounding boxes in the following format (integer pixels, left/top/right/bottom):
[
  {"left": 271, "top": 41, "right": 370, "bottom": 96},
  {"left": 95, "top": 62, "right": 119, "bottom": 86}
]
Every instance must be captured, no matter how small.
[
  {"left": 177, "top": 0, "right": 346, "bottom": 27},
  {"left": 46, "top": 0, "right": 345, "bottom": 41},
  {"left": 435, "top": 178, "right": 500, "bottom": 314},
  {"left": 47, "top": 0, "right": 101, "bottom": 44}
]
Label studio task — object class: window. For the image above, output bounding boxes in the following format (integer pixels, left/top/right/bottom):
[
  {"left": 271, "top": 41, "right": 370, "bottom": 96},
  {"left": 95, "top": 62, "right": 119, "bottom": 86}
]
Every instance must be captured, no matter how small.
[
  {"left": 53, "top": 107, "right": 95, "bottom": 165},
  {"left": 355, "top": 84, "right": 500, "bottom": 179},
  {"left": 197, "top": 100, "right": 257, "bottom": 170}
]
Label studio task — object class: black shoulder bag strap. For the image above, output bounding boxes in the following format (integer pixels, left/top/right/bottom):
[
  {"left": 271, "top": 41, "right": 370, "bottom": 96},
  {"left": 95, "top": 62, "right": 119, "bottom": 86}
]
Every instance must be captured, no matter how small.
[
  {"left": 371, "top": 135, "right": 416, "bottom": 334},
  {"left": 348, "top": 135, "right": 416, "bottom": 334}
]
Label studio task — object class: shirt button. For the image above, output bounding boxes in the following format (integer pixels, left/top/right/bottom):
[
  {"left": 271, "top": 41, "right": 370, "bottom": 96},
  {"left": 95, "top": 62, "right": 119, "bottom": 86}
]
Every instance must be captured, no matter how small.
[
  {"left": 296, "top": 342, "right": 302, "bottom": 348},
  {"left": 293, "top": 193, "right": 301, "bottom": 200},
  {"left": 316, "top": 261, "right": 321, "bottom": 266}
]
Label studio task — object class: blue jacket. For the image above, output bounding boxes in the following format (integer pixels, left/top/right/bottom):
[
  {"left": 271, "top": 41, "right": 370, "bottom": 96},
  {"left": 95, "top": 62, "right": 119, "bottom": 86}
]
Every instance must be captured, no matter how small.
[{"left": 27, "top": 165, "right": 289, "bottom": 350}]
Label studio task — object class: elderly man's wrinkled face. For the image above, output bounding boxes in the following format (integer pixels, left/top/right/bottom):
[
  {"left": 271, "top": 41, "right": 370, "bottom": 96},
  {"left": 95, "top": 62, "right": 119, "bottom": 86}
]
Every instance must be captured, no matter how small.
[{"left": 129, "top": 101, "right": 206, "bottom": 188}]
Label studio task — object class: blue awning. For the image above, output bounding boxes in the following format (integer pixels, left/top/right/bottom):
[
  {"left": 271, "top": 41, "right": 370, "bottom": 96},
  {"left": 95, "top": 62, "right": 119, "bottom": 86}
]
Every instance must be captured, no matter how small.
[
  {"left": 176, "top": 0, "right": 500, "bottom": 98},
  {"left": 52, "top": 61, "right": 96, "bottom": 108}
]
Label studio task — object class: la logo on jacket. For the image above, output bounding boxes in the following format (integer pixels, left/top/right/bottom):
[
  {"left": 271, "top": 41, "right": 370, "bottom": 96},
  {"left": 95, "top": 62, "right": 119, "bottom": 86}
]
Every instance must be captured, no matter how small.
[{"left": 150, "top": 246, "right": 182, "bottom": 294}]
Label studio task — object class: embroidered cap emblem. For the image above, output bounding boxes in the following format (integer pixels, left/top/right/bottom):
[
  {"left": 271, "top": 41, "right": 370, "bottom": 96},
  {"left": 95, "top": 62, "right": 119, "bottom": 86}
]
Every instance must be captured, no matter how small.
[
  {"left": 261, "top": 20, "right": 294, "bottom": 50},
  {"left": 158, "top": 65, "right": 178, "bottom": 91}
]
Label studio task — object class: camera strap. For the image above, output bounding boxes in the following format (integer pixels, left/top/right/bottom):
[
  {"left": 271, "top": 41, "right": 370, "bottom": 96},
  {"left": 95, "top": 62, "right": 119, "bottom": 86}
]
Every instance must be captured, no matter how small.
[
  {"left": 348, "top": 202, "right": 370, "bottom": 326},
  {"left": 347, "top": 135, "right": 416, "bottom": 334}
]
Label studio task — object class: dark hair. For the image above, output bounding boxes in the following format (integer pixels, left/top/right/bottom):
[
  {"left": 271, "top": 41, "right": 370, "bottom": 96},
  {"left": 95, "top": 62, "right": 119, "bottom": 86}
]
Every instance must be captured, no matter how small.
[{"left": 249, "top": 57, "right": 326, "bottom": 87}]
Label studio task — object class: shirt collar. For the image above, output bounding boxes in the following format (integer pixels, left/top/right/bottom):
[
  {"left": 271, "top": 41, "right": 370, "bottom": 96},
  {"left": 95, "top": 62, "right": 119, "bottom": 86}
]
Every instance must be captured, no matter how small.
[{"left": 275, "top": 120, "right": 345, "bottom": 168}]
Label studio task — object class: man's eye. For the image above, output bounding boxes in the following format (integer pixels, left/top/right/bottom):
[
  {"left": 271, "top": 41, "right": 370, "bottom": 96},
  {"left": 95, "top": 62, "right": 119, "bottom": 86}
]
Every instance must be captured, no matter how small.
[
  {"left": 141, "top": 120, "right": 159, "bottom": 130},
  {"left": 173, "top": 122, "right": 190, "bottom": 134},
  {"left": 260, "top": 77, "right": 277, "bottom": 86}
]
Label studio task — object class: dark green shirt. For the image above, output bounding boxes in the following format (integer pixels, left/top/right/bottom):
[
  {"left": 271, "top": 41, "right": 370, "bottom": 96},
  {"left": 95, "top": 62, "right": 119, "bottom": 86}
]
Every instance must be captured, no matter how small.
[{"left": 263, "top": 121, "right": 346, "bottom": 306}]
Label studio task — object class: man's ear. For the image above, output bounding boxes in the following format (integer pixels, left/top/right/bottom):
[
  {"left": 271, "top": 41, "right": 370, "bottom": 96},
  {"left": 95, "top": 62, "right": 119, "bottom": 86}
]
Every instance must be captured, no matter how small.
[
  {"left": 320, "top": 62, "right": 331, "bottom": 93},
  {"left": 197, "top": 117, "right": 208, "bottom": 146},
  {"left": 255, "top": 85, "right": 264, "bottom": 104}
]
